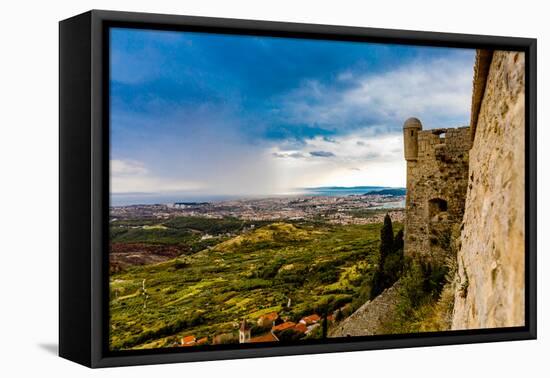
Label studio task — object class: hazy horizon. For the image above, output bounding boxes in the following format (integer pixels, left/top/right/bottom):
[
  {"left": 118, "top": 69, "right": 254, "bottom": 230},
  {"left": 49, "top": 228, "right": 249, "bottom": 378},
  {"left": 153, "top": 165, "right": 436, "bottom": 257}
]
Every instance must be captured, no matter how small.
[
  {"left": 110, "top": 185, "right": 406, "bottom": 206},
  {"left": 110, "top": 28, "right": 474, "bottom": 202}
]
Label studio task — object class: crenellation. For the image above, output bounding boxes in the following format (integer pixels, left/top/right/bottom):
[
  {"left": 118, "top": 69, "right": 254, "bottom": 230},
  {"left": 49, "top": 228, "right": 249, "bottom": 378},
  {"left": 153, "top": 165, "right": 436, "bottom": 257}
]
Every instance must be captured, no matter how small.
[{"left": 402, "top": 119, "right": 471, "bottom": 263}]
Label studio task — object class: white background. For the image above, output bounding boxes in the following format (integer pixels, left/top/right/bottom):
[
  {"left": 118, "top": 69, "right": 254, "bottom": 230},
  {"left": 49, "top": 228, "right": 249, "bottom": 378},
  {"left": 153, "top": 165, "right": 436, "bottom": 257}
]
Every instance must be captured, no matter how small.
[{"left": 1, "top": 0, "right": 547, "bottom": 376}]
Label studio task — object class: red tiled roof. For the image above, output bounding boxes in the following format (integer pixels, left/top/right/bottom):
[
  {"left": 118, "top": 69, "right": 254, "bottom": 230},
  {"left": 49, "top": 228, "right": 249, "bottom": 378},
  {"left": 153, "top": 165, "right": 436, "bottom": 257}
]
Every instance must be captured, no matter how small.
[
  {"left": 182, "top": 335, "right": 196, "bottom": 344},
  {"left": 259, "top": 312, "right": 279, "bottom": 322},
  {"left": 293, "top": 323, "right": 307, "bottom": 334},
  {"left": 301, "top": 314, "right": 321, "bottom": 324},
  {"left": 249, "top": 333, "right": 279, "bottom": 343},
  {"left": 272, "top": 321, "right": 296, "bottom": 332},
  {"left": 196, "top": 337, "right": 208, "bottom": 345}
]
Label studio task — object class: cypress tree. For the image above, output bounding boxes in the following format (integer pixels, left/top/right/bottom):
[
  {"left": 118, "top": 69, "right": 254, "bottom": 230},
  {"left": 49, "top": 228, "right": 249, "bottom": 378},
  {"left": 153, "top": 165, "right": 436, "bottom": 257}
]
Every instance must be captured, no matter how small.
[
  {"left": 322, "top": 313, "right": 328, "bottom": 339},
  {"left": 372, "top": 214, "right": 394, "bottom": 297},
  {"left": 380, "top": 213, "right": 394, "bottom": 262},
  {"left": 394, "top": 228, "right": 404, "bottom": 253}
]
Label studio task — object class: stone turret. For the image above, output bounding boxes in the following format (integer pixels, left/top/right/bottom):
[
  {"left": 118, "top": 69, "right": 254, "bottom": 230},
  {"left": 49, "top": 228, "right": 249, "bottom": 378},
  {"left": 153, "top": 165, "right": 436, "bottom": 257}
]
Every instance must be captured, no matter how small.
[
  {"left": 403, "top": 117, "right": 422, "bottom": 161},
  {"left": 403, "top": 117, "right": 471, "bottom": 262}
]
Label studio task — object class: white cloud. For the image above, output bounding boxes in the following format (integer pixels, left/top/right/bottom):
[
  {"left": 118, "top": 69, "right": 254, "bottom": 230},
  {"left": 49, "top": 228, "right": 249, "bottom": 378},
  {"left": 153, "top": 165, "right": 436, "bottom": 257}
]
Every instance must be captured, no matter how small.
[
  {"left": 110, "top": 159, "right": 205, "bottom": 194},
  {"left": 342, "top": 57, "right": 473, "bottom": 123},
  {"left": 306, "top": 130, "right": 404, "bottom": 162},
  {"left": 278, "top": 54, "right": 474, "bottom": 130},
  {"left": 111, "top": 159, "right": 148, "bottom": 176},
  {"left": 269, "top": 130, "right": 406, "bottom": 188},
  {"left": 262, "top": 53, "right": 474, "bottom": 189}
]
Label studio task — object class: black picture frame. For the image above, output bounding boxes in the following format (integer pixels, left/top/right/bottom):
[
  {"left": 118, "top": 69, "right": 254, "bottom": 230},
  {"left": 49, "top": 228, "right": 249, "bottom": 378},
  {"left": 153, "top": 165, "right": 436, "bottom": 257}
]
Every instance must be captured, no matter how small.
[{"left": 59, "top": 9, "right": 537, "bottom": 368}]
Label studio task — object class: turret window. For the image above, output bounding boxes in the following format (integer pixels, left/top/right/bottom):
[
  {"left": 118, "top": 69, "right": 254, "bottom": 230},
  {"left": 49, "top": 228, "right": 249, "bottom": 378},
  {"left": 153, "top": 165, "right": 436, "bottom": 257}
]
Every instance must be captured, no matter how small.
[{"left": 429, "top": 198, "right": 448, "bottom": 219}]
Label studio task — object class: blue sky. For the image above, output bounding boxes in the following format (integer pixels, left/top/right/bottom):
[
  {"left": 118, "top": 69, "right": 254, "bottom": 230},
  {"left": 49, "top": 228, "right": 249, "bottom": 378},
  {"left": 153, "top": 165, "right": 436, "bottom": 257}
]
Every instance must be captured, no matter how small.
[{"left": 110, "top": 28, "right": 475, "bottom": 204}]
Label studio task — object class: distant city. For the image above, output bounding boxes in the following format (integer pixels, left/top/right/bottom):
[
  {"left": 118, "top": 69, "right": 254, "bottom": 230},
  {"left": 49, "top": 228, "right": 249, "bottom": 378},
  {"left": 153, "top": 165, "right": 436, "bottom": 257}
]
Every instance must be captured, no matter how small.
[
  {"left": 110, "top": 186, "right": 406, "bottom": 225},
  {"left": 110, "top": 186, "right": 405, "bottom": 207}
]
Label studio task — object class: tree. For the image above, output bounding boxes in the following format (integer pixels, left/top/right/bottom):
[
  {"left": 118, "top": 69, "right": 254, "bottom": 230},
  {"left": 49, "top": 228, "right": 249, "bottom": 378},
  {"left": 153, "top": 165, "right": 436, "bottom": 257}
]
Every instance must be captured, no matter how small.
[
  {"left": 321, "top": 307, "right": 328, "bottom": 339},
  {"left": 372, "top": 214, "right": 394, "bottom": 296},
  {"left": 394, "top": 228, "right": 404, "bottom": 252},
  {"left": 277, "top": 328, "right": 303, "bottom": 341},
  {"left": 379, "top": 214, "right": 394, "bottom": 263},
  {"left": 384, "top": 228, "right": 405, "bottom": 283},
  {"left": 371, "top": 216, "right": 406, "bottom": 298}
]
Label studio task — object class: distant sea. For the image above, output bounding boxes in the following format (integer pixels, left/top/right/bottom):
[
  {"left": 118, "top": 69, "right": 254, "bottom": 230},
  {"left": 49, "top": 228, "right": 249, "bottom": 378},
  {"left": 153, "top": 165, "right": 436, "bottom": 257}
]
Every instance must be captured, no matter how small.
[{"left": 111, "top": 186, "right": 405, "bottom": 207}]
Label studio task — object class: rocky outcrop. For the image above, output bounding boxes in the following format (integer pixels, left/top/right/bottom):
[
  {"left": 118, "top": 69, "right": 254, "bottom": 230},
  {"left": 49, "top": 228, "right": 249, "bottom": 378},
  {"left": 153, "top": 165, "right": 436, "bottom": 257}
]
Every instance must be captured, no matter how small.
[
  {"left": 329, "top": 282, "right": 401, "bottom": 337},
  {"left": 452, "top": 51, "right": 525, "bottom": 329}
]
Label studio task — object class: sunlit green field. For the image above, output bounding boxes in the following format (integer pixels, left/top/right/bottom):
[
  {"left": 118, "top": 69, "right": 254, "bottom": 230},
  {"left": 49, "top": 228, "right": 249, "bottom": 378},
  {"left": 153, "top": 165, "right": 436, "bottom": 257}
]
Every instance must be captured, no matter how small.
[{"left": 109, "top": 219, "right": 389, "bottom": 350}]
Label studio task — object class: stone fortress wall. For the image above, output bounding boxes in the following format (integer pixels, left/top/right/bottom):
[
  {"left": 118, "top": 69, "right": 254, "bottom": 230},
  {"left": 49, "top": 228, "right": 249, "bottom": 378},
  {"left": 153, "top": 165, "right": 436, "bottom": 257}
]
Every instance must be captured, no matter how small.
[
  {"left": 403, "top": 119, "right": 471, "bottom": 263},
  {"left": 452, "top": 50, "right": 525, "bottom": 329},
  {"left": 332, "top": 49, "right": 526, "bottom": 337},
  {"left": 329, "top": 282, "right": 402, "bottom": 337},
  {"left": 403, "top": 49, "right": 525, "bottom": 328}
]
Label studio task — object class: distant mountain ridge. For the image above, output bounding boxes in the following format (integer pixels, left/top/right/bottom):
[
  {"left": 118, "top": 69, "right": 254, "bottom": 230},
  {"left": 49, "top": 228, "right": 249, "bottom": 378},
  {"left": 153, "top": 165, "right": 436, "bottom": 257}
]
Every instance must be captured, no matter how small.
[
  {"left": 305, "top": 186, "right": 387, "bottom": 190},
  {"left": 366, "top": 188, "right": 406, "bottom": 196},
  {"left": 301, "top": 186, "right": 404, "bottom": 197}
]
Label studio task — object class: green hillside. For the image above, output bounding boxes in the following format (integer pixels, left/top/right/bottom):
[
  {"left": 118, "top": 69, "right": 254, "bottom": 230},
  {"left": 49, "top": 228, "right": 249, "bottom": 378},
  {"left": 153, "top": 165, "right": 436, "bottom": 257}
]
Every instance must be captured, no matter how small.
[{"left": 109, "top": 221, "right": 389, "bottom": 350}]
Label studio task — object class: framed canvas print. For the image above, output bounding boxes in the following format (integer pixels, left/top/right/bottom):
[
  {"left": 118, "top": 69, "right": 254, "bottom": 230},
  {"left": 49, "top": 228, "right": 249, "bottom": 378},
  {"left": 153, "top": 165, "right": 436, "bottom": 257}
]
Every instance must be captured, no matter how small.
[{"left": 59, "top": 10, "right": 537, "bottom": 368}]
